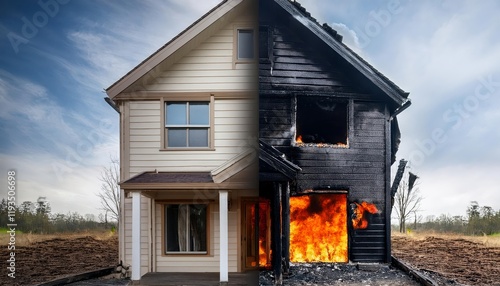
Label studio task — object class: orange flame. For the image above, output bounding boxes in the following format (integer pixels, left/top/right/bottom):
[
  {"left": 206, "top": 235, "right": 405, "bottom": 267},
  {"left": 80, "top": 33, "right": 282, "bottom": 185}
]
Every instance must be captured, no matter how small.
[
  {"left": 290, "top": 194, "right": 348, "bottom": 263},
  {"left": 296, "top": 135, "right": 303, "bottom": 143},
  {"left": 351, "top": 202, "right": 379, "bottom": 230},
  {"left": 258, "top": 200, "right": 271, "bottom": 268}
]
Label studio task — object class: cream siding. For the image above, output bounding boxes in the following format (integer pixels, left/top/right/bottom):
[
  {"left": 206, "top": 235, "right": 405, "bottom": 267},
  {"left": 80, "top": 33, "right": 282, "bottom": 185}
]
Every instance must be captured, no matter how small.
[
  {"left": 144, "top": 21, "right": 257, "bottom": 93},
  {"left": 127, "top": 99, "right": 256, "bottom": 177}
]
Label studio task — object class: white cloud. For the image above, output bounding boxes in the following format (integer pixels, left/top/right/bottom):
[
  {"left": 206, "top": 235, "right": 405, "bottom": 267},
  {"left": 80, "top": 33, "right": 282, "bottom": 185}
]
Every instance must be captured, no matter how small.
[
  {"left": 329, "top": 22, "right": 362, "bottom": 54},
  {"left": 417, "top": 164, "right": 500, "bottom": 217}
]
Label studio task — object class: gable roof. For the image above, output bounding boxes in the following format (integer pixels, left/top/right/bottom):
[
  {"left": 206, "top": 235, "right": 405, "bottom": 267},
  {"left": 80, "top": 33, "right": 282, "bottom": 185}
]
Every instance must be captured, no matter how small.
[
  {"left": 105, "top": 0, "right": 244, "bottom": 99},
  {"left": 270, "top": 0, "right": 410, "bottom": 106}
]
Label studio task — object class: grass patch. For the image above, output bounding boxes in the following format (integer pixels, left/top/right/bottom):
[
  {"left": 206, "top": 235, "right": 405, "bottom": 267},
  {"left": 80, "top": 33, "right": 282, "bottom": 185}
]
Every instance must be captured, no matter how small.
[
  {"left": 0, "top": 230, "right": 116, "bottom": 247},
  {"left": 393, "top": 230, "right": 500, "bottom": 248}
]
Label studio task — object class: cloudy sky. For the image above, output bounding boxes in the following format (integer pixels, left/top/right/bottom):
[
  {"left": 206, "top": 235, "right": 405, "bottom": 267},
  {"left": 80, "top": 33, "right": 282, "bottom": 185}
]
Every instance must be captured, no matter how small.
[
  {"left": 1, "top": 0, "right": 499, "bottom": 219},
  {"left": 0, "top": 0, "right": 221, "bottom": 216},
  {"left": 300, "top": 0, "right": 500, "bottom": 219}
]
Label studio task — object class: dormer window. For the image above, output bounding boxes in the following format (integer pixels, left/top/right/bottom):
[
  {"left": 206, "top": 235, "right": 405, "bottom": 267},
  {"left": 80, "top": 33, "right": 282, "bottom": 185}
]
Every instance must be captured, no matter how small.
[{"left": 295, "top": 96, "right": 348, "bottom": 147}]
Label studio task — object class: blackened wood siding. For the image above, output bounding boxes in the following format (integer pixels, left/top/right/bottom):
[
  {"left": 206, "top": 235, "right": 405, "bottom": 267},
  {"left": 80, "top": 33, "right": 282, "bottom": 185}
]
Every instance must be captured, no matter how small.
[
  {"left": 259, "top": 19, "right": 392, "bottom": 262},
  {"left": 260, "top": 25, "right": 370, "bottom": 95}
]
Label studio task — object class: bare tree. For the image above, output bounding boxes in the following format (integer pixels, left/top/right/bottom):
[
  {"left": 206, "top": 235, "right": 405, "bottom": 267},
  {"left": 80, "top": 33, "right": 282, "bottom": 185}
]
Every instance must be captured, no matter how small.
[
  {"left": 393, "top": 171, "right": 423, "bottom": 233},
  {"left": 96, "top": 157, "right": 120, "bottom": 224}
]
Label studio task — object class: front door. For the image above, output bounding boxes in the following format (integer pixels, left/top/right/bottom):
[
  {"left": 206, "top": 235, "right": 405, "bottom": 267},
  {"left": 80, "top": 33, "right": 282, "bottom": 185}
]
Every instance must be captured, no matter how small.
[{"left": 242, "top": 198, "right": 271, "bottom": 270}]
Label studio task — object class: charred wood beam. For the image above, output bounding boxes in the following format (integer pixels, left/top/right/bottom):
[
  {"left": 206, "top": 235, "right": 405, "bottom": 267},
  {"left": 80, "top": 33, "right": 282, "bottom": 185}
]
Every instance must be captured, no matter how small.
[
  {"left": 281, "top": 182, "right": 290, "bottom": 274},
  {"left": 272, "top": 182, "right": 283, "bottom": 285},
  {"left": 390, "top": 159, "right": 407, "bottom": 208}
]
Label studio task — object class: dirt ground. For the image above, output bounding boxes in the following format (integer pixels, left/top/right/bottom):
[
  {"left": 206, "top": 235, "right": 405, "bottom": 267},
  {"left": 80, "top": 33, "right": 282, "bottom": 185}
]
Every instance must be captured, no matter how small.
[
  {"left": 0, "top": 234, "right": 119, "bottom": 286},
  {"left": 392, "top": 235, "right": 500, "bottom": 286},
  {"left": 2, "top": 233, "right": 499, "bottom": 285}
]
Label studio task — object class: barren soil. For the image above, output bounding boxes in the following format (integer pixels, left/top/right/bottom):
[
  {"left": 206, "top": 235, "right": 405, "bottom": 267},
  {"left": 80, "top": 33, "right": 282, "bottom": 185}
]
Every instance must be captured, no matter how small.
[
  {"left": 3, "top": 233, "right": 499, "bottom": 285},
  {"left": 0, "top": 235, "right": 118, "bottom": 286},
  {"left": 392, "top": 235, "right": 500, "bottom": 286}
]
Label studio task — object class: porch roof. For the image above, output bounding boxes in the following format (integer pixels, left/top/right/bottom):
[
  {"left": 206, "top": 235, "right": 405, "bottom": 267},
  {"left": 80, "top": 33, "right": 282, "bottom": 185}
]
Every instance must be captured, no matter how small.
[{"left": 122, "top": 171, "right": 213, "bottom": 184}]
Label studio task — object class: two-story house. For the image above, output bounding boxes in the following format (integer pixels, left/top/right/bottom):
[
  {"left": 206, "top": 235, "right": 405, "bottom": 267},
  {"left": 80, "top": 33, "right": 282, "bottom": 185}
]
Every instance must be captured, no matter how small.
[
  {"left": 258, "top": 0, "right": 411, "bottom": 283},
  {"left": 105, "top": 0, "right": 258, "bottom": 283}
]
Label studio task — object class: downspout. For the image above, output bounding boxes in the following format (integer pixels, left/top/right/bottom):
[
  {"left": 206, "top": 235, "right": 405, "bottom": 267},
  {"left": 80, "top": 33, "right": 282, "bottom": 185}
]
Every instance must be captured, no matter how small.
[
  {"left": 389, "top": 99, "right": 411, "bottom": 121},
  {"left": 105, "top": 97, "right": 121, "bottom": 114}
]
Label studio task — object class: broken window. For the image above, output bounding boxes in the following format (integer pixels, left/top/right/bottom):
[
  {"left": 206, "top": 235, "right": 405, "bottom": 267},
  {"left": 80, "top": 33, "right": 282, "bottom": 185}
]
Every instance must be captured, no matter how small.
[{"left": 295, "top": 96, "right": 348, "bottom": 146}]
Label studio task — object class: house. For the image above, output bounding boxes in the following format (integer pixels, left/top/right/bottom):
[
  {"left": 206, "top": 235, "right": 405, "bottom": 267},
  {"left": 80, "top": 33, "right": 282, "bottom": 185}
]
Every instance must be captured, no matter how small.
[
  {"left": 105, "top": 0, "right": 259, "bottom": 283},
  {"left": 258, "top": 0, "right": 411, "bottom": 283}
]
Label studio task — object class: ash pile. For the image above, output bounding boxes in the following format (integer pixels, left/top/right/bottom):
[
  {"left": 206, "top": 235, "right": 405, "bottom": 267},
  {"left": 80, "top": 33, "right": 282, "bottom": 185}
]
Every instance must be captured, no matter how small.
[{"left": 259, "top": 262, "right": 420, "bottom": 286}]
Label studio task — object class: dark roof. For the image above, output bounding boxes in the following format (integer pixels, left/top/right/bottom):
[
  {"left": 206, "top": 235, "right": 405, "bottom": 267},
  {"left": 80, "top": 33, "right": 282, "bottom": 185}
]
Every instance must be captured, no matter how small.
[
  {"left": 122, "top": 172, "right": 213, "bottom": 184},
  {"left": 278, "top": 0, "right": 409, "bottom": 102},
  {"left": 105, "top": 0, "right": 229, "bottom": 92}
]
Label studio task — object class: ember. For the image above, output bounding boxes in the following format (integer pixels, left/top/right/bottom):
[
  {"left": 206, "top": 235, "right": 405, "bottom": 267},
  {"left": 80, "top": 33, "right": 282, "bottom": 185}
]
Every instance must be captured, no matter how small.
[
  {"left": 296, "top": 135, "right": 303, "bottom": 143},
  {"left": 351, "top": 202, "right": 379, "bottom": 230},
  {"left": 295, "top": 135, "right": 348, "bottom": 148},
  {"left": 289, "top": 194, "right": 348, "bottom": 263}
]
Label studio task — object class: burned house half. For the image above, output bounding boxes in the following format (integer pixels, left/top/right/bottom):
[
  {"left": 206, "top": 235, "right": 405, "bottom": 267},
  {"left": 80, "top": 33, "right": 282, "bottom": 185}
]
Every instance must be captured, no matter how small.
[{"left": 258, "top": 0, "right": 411, "bottom": 280}]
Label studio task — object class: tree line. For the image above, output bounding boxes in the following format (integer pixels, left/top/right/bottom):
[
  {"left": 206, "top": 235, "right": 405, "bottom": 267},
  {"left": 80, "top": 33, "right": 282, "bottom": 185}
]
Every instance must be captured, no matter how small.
[
  {"left": 0, "top": 198, "right": 115, "bottom": 234},
  {"left": 414, "top": 201, "right": 500, "bottom": 235}
]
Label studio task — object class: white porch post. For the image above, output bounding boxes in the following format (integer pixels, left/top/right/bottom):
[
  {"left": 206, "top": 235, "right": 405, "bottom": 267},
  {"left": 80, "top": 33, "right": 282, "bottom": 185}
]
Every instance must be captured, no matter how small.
[
  {"left": 219, "top": 190, "right": 229, "bottom": 284},
  {"left": 131, "top": 191, "right": 141, "bottom": 281}
]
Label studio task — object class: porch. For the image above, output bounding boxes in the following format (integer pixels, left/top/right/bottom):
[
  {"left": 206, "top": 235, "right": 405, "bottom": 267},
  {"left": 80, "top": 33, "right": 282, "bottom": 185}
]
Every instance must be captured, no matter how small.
[{"left": 132, "top": 271, "right": 258, "bottom": 285}]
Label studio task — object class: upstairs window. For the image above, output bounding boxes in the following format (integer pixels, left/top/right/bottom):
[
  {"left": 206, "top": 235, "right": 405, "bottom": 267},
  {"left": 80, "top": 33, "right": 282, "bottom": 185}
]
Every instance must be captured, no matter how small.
[
  {"left": 165, "top": 101, "right": 210, "bottom": 148},
  {"left": 295, "top": 97, "right": 348, "bottom": 147},
  {"left": 237, "top": 29, "right": 254, "bottom": 59}
]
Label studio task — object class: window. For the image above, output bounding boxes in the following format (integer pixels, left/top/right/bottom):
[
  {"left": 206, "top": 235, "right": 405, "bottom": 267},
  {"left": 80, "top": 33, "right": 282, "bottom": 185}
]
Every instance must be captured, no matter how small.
[
  {"left": 237, "top": 29, "right": 254, "bottom": 60},
  {"left": 295, "top": 97, "right": 348, "bottom": 146},
  {"left": 165, "top": 204, "right": 208, "bottom": 254},
  {"left": 165, "top": 101, "right": 210, "bottom": 148}
]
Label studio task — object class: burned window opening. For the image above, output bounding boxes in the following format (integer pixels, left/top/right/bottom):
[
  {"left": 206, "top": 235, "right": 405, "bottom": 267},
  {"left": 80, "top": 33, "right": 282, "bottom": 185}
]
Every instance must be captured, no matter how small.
[{"left": 295, "top": 97, "right": 348, "bottom": 147}]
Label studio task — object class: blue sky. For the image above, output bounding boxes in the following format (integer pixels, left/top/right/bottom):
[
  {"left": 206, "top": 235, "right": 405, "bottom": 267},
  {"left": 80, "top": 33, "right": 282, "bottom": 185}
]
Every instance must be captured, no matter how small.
[
  {"left": 1, "top": 0, "right": 499, "bottom": 219},
  {"left": 0, "top": 0, "right": 221, "bottom": 215}
]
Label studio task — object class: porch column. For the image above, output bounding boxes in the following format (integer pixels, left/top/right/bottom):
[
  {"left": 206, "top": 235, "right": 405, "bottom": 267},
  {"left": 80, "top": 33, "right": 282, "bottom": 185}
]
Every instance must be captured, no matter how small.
[
  {"left": 131, "top": 191, "right": 141, "bottom": 281},
  {"left": 219, "top": 190, "right": 229, "bottom": 284}
]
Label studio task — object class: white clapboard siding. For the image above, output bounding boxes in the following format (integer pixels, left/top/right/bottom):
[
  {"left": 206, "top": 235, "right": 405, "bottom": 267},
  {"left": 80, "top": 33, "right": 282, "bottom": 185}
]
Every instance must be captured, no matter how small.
[
  {"left": 154, "top": 202, "right": 239, "bottom": 272},
  {"left": 127, "top": 98, "right": 256, "bottom": 178},
  {"left": 144, "top": 22, "right": 257, "bottom": 92},
  {"left": 123, "top": 196, "right": 151, "bottom": 276}
]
